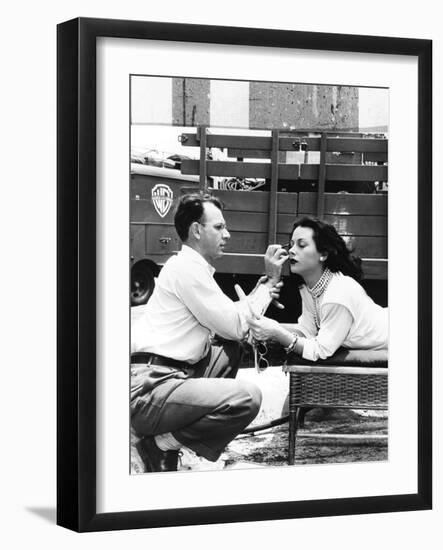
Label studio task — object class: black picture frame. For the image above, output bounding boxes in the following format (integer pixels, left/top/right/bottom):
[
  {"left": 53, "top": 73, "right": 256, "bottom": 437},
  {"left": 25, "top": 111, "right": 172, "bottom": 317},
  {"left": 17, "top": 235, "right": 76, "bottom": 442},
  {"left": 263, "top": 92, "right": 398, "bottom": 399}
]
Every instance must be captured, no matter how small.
[{"left": 57, "top": 17, "right": 432, "bottom": 532}]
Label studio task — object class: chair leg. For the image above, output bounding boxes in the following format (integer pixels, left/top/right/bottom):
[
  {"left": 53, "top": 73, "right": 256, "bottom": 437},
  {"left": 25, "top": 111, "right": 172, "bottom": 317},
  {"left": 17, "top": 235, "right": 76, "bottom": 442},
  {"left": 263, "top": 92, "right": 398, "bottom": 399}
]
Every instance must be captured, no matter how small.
[
  {"left": 298, "top": 407, "right": 313, "bottom": 428},
  {"left": 288, "top": 372, "right": 301, "bottom": 465}
]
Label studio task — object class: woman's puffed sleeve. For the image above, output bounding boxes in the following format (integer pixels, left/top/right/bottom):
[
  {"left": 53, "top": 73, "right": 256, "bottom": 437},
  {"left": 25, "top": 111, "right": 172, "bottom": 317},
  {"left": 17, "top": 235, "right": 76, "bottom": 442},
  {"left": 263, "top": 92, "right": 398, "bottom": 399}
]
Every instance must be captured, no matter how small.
[
  {"left": 294, "top": 307, "right": 318, "bottom": 339},
  {"left": 302, "top": 303, "right": 353, "bottom": 361}
]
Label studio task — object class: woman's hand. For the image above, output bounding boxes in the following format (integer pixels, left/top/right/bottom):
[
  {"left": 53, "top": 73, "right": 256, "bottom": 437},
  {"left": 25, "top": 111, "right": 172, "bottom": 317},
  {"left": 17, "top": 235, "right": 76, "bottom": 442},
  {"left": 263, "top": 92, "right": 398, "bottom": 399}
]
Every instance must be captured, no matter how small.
[
  {"left": 264, "top": 245, "right": 289, "bottom": 284},
  {"left": 248, "top": 316, "right": 281, "bottom": 341},
  {"left": 253, "top": 275, "right": 285, "bottom": 309}
]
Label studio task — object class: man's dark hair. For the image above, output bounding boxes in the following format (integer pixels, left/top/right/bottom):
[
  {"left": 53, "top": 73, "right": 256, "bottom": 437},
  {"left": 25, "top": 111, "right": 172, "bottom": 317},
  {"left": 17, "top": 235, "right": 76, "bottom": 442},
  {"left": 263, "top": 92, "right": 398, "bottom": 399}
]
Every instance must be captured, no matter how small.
[{"left": 174, "top": 193, "right": 223, "bottom": 242}]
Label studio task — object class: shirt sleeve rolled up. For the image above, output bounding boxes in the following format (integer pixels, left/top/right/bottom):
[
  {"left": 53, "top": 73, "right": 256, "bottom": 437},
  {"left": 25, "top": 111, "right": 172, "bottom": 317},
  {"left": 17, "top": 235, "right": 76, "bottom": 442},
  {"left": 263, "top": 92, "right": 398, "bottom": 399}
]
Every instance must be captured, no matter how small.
[{"left": 175, "top": 264, "right": 272, "bottom": 341}]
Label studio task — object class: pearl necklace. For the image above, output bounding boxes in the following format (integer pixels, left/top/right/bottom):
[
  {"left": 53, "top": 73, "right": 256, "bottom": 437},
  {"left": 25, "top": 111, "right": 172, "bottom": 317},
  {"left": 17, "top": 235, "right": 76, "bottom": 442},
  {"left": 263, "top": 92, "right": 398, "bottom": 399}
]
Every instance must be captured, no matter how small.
[{"left": 306, "top": 267, "right": 333, "bottom": 329}]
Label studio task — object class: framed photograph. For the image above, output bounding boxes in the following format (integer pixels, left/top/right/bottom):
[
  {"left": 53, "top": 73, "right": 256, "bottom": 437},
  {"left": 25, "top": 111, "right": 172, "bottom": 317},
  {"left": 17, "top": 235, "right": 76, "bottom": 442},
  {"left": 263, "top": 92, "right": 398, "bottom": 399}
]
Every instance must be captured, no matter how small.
[{"left": 57, "top": 17, "right": 432, "bottom": 532}]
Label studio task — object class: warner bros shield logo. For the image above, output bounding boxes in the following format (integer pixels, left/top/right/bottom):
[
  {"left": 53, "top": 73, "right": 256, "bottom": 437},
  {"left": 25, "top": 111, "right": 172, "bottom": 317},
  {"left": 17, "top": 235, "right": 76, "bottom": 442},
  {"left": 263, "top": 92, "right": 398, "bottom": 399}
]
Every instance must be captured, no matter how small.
[{"left": 152, "top": 184, "right": 173, "bottom": 218}]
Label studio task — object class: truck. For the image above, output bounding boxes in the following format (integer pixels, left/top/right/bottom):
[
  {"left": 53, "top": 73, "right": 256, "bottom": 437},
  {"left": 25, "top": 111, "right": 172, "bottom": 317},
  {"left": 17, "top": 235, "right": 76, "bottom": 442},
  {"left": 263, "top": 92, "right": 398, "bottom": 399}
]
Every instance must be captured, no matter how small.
[{"left": 130, "top": 126, "right": 388, "bottom": 316}]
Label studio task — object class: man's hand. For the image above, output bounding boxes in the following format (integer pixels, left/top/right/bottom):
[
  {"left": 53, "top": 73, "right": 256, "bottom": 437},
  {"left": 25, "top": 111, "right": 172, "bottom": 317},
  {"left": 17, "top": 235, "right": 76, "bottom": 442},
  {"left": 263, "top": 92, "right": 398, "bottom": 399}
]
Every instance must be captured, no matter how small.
[
  {"left": 248, "top": 316, "right": 280, "bottom": 341},
  {"left": 234, "top": 283, "right": 261, "bottom": 322},
  {"left": 264, "top": 245, "right": 288, "bottom": 283}
]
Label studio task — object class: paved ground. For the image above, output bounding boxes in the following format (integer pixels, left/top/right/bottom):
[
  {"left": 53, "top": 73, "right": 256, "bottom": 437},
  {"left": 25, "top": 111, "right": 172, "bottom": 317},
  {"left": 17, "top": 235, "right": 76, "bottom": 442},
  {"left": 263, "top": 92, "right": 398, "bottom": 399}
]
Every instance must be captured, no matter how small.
[{"left": 225, "top": 409, "right": 388, "bottom": 468}]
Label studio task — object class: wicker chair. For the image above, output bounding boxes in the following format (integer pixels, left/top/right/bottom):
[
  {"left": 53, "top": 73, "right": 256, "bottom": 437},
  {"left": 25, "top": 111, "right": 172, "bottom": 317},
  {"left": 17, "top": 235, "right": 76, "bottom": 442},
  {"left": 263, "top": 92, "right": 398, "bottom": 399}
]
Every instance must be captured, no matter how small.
[{"left": 283, "top": 348, "right": 388, "bottom": 465}]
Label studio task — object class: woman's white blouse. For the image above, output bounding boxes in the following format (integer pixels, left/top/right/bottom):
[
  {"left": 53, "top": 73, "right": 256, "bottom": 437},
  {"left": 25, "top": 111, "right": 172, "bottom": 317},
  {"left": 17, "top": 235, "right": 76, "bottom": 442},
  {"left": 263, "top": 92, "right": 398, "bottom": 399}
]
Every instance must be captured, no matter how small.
[{"left": 295, "top": 272, "right": 388, "bottom": 361}]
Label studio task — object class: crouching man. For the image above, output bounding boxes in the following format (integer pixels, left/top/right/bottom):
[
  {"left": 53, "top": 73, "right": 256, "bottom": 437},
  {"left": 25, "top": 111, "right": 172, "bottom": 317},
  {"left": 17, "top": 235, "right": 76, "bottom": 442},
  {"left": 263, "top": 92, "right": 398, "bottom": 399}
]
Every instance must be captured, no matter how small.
[{"left": 131, "top": 193, "right": 287, "bottom": 472}]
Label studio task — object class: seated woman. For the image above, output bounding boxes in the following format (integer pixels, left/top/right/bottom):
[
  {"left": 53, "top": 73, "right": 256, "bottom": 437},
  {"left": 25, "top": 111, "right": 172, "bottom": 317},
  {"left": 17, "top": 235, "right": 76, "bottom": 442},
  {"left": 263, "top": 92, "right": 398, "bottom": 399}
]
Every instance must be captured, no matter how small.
[{"left": 248, "top": 217, "right": 388, "bottom": 361}]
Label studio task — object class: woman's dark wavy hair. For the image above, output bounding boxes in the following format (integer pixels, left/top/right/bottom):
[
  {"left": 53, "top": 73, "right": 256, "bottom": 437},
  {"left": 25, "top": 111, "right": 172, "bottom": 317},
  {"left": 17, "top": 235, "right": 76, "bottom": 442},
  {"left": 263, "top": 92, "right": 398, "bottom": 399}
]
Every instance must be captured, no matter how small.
[
  {"left": 174, "top": 193, "right": 223, "bottom": 242},
  {"left": 291, "top": 217, "right": 362, "bottom": 284}
]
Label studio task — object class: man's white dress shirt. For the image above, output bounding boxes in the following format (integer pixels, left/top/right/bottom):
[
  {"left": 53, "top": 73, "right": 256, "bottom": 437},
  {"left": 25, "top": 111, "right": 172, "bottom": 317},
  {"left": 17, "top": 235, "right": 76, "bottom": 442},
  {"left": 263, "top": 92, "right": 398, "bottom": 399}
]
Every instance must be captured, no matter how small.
[{"left": 131, "top": 245, "right": 272, "bottom": 363}]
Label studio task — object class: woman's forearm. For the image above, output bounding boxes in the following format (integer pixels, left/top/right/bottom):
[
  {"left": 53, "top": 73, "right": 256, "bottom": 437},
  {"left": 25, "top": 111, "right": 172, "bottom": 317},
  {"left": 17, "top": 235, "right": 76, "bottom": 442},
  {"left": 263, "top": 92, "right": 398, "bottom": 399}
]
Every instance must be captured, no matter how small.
[
  {"left": 274, "top": 324, "right": 297, "bottom": 347},
  {"left": 274, "top": 324, "right": 305, "bottom": 356},
  {"left": 280, "top": 323, "right": 309, "bottom": 338}
]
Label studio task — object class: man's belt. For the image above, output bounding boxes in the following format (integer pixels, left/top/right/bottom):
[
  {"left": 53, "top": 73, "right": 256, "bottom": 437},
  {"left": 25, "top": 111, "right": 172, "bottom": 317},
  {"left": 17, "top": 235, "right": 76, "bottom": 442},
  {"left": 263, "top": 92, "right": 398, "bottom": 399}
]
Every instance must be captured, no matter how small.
[{"left": 131, "top": 352, "right": 192, "bottom": 370}]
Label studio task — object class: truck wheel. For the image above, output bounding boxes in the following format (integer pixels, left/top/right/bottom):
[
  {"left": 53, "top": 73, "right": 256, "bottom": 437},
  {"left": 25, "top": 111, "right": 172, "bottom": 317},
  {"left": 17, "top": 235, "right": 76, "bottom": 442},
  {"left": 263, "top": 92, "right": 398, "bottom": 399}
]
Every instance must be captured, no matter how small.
[{"left": 131, "top": 263, "right": 155, "bottom": 306}]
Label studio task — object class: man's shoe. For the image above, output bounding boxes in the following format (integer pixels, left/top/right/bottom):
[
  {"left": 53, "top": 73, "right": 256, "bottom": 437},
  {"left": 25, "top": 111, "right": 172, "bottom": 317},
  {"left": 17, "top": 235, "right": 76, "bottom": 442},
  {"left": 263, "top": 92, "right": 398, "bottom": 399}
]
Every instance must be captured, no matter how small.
[
  {"left": 136, "top": 437, "right": 178, "bottom": 472},
  {"left": 178, "top": 447, "right": 226, "bottom": 471}
]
